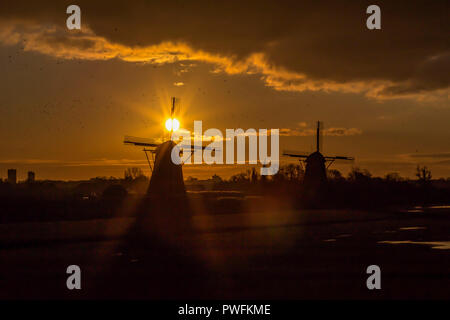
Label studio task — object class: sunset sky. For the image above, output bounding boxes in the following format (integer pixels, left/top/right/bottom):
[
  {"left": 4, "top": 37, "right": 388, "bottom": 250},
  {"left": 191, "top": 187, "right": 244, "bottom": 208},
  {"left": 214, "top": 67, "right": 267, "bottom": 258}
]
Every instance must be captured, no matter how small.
[{"left": 0, "top": 0, "right": 449, "bottom": 181}]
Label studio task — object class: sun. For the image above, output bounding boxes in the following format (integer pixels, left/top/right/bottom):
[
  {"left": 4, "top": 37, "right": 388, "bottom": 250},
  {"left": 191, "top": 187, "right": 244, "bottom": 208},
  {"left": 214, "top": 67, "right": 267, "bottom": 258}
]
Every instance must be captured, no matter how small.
[{"left": 165, "top": 118, "right": 180, "bottom": 131}]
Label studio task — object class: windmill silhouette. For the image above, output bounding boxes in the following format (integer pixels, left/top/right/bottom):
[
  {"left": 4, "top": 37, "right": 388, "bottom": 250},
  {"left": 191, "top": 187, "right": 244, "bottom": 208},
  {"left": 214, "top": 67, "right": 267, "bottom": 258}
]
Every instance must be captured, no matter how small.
[
  {"left": 124, "top": 97, "right": 207, "bottom": 197},
  {"left": 283, "top": 121, "right": 354, "bottom": 193}
]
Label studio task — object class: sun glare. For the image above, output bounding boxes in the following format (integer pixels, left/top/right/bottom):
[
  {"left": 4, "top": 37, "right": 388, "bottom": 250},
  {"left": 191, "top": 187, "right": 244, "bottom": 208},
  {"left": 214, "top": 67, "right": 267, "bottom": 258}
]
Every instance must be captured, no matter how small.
[{"left": 165, "top": 118, "right": 180, "bottom": 131}]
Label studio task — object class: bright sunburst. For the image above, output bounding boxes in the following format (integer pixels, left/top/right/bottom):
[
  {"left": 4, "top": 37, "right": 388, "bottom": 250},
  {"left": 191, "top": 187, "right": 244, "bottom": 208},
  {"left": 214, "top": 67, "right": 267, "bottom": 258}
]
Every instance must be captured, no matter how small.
[{"left": 165, "top": 118, "right": 180, "bottom": 131}]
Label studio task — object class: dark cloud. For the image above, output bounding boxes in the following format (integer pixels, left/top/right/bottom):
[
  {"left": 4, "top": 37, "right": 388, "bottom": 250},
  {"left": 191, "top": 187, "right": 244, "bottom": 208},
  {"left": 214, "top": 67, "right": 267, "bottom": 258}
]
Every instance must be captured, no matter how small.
[
  {"left": 0, "top": 0, "right": 448, "bottom": 98},
  {"left": 379, "top": 52, "right": 450, "bottom": 96}
]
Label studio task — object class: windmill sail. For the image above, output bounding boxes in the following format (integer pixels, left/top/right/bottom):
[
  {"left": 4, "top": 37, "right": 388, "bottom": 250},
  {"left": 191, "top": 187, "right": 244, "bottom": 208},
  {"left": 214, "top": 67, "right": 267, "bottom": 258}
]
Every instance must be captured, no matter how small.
[
  {"left": 283, "top": 121, "right": 354, "bottom": 163},
  {"left": 317, "top": 121, "right": 323, "bottom": 152},
  {"left": 283, "top": 150, "right": 310, "bottom": 158},
  {"left": 171, "top": 97, "right": 175, "bottom": 117},
  {"left": 124, "top": 136, "right": 159, "bottom": 147},
  {"left": 283, "top": 121, "right": 354, "bottom": 196},
  {"left": 324, "top": 155, "right": 354, "bottom": 161},
  {"left": 170, "top": 97, "right": 180, "bottom": 118}
]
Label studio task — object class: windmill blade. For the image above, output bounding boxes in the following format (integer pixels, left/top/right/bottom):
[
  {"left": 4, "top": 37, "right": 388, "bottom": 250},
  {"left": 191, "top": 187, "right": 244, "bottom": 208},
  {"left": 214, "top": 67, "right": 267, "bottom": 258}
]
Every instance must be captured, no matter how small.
[
  {"left": 171, "top": 97, "right": 176, "bottom": 118},
  {"left": 124, "top": 136, "right": 160, "bottom": 147},
  {"left": 318, "top": 121, "right": 324, "bottom": 153},
  {"left": 178, "top": 144, "right": 217, "bottom": 151},
  {"left": 283, "top": 150, "right": 309, "bottom": 158},
  {"left": 324, "top": 156, "right": 355, "bottom": 161},
  {"left": 170, "top": 97, "right": 181, "bottom": 118},
  {"left": 334, "top": 156, "right": 354, "bottom": 161}
]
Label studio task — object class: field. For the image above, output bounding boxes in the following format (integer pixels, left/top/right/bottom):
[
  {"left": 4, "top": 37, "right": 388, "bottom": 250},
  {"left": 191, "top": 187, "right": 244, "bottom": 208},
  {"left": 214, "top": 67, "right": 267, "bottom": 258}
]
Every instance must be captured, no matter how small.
[{"left": 0, "top": 206, "right": 449, "bottom": 299}]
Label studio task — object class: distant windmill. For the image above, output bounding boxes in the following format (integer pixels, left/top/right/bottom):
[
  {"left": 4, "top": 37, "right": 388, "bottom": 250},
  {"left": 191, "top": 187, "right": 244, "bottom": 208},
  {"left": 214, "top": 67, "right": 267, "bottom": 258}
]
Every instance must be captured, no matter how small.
[
  {"left": 124, "top": 97, "right": 203, "bottom": 197},
  {"left": 283, "top": 121, "right": 354, "bottom": 191}
]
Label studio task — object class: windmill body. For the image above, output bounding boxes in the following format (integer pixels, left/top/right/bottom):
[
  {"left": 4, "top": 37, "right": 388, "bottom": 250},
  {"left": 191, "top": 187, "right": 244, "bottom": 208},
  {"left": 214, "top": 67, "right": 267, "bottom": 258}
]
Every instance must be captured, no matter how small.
[
  {"left": 304, "top": 151, "right": 327, "bottom": 191},
  {"left": 147, "top": 140, "right": 185, "bottom": 196},
  {"left": 124, "top": 97, "right": 211, "bottom": 198},
  {"left": 124, "top": 97, "right": 186, "bottom": 197},
  {"left": 283, "top": 121, "right": 354, "bottom": 200}
]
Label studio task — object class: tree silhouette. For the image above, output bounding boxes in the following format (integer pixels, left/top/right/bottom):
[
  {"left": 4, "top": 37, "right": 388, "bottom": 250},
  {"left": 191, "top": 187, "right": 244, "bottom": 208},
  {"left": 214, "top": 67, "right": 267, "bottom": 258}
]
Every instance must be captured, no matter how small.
[
  {"left": 385, "top": 172, "right": 402, "bottom": 182},
  {"left": 416, "top": 165, "right": 432, "bottom": 184},
  {"left": 124, "top": 167, "right": 145, "bottom": 180},
  {"left": 328, "top": 169, "right": 343, "bottom": 181},
  {"left": 348, "top": 167, "right": 372, "bottom": 183}
]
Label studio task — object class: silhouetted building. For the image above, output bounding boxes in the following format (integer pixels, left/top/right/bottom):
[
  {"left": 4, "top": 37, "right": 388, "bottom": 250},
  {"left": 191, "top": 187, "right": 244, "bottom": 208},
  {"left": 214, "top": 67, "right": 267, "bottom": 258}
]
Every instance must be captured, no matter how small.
[
  {"left": 304, "top": 151, "right": 327, "bottom": 191},
  {"left": 147, "top": 140, "right": 185, "bottom": 196},
  {"left": 27, "top": 171, "right": 35, "bottom": 183},
  {"left": 123, "top": 97, "right": 187, "bottom": 199},
  {"left": 7, "top": 169, "right": 17, "bottom": 184},
  {"left": 284, "top": 121, "right": 354, "bottom": 205}
]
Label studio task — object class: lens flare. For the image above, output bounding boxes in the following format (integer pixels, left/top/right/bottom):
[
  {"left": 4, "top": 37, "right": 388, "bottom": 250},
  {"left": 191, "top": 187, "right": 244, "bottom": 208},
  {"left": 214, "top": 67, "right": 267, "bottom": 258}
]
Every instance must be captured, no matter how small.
[
  {"left": 165, "top": 118, "right": 180, "bottom": 131},
  {"left": 165, "top": 118, "right": 172, "bottom": 131},
  {"left": 172, "top": 118, "right": 180, "bottom": 131}
]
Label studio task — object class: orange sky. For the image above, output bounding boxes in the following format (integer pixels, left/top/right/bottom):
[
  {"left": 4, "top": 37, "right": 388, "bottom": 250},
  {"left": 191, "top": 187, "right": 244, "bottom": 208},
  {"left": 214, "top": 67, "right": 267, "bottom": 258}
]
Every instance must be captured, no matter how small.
[{"left": 0, "top": 1, "right": 449, "bottom": 181}]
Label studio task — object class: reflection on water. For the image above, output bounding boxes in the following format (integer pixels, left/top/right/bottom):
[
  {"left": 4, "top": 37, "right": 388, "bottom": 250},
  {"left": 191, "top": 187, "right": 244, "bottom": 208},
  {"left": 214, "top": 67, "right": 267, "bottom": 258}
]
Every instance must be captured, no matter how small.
[
  {"left": 379, "top": 240, "right": 450, "bottom": 250},
  {"left": 406, "top": 205, "right": 450, "bottom": 213},
  {"left": 399, "top": 227, "right": 426, "bottom": 230}
]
